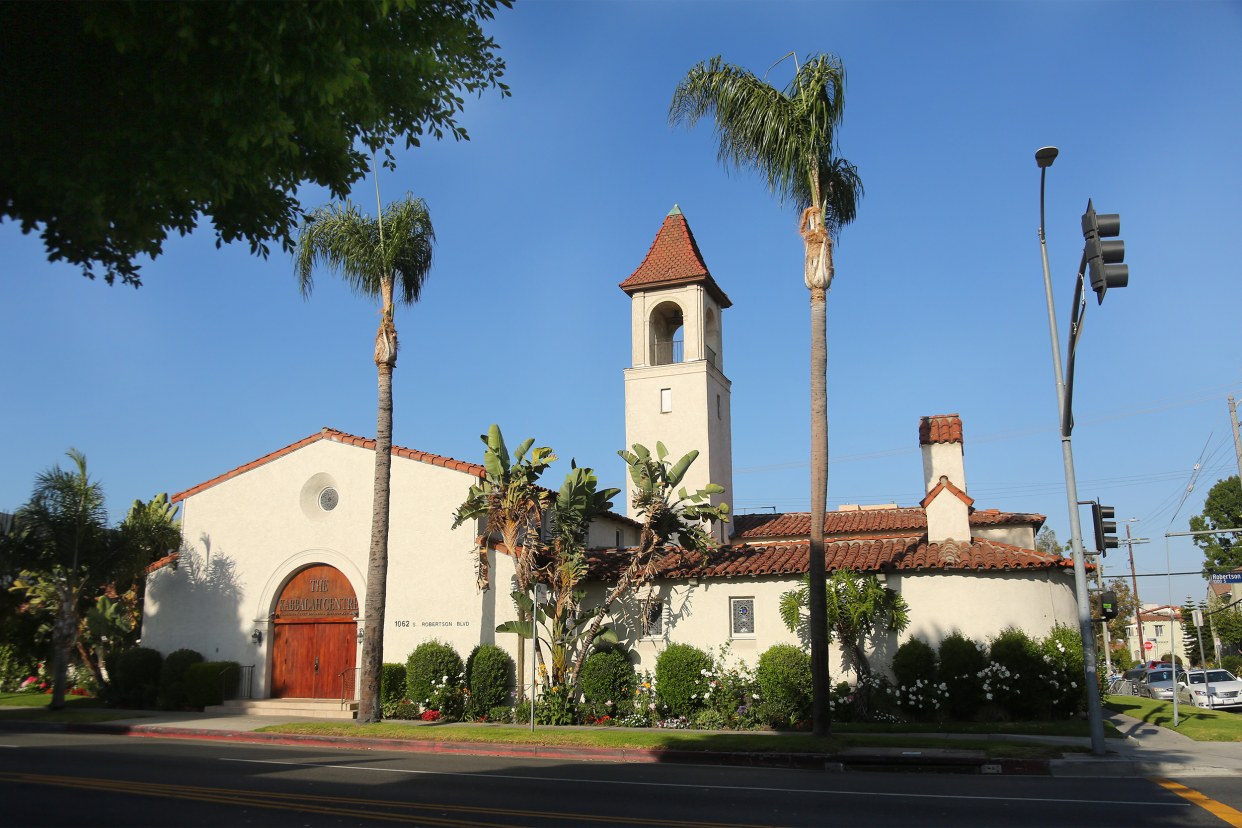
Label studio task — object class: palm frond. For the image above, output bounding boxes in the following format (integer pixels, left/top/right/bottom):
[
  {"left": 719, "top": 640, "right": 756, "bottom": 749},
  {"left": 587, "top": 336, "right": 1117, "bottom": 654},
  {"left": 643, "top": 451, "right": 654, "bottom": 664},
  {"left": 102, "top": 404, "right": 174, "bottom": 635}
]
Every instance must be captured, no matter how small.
[{"left": 293, "top": 193, "right": 434, "bottom": 306}]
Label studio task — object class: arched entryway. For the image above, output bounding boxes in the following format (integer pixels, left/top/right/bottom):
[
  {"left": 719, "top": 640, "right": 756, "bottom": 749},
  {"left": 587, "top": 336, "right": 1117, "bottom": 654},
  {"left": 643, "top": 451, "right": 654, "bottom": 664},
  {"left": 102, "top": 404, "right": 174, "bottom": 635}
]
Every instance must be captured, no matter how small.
[{"left": 271, "top": 564, "right": 358, "bottom": 699}]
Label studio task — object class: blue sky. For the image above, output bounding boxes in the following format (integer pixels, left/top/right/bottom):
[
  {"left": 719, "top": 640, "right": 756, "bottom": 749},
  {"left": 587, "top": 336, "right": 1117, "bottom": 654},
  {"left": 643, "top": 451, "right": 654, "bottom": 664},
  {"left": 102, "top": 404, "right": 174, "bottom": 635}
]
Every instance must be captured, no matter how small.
[{"left": 3, "top": 1, "right": 1240, "bottom": 609}]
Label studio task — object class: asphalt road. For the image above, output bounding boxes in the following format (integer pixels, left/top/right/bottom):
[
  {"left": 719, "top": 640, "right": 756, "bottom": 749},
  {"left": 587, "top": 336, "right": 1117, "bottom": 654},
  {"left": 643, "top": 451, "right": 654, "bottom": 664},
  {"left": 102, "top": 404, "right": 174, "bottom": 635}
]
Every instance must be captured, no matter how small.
[{"left": 0, "top": 731, "right": 1234, "bottom": 828}]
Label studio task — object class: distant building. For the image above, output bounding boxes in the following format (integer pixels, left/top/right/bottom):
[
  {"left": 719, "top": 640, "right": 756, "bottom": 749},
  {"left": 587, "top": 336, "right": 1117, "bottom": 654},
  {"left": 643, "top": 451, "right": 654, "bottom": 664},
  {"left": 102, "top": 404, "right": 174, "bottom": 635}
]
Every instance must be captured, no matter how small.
[{"left": 1124, "top": 604, "right": 1191, "bottom": 663}]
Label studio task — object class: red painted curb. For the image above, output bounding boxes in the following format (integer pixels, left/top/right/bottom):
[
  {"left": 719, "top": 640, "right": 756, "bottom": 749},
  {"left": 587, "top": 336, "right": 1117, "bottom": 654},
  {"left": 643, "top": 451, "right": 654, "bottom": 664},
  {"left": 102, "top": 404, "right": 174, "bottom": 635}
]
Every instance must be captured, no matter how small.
[{"left": 54, "top": 723, "right": 1050, "bottom": 774}]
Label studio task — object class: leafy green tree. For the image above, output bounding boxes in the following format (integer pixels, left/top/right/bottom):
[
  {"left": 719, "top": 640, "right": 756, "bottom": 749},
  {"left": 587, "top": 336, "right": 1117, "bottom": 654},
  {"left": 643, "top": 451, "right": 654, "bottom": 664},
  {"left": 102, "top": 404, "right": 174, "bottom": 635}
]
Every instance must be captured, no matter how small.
[
  {"left": 1, "top": 452, "right": 180, "bottom": 708},
  {"left": 1, "top": 0, "right": 509, "bottom": 286},
  {"left": 779, "top": 569, "right": 909, "bottom": 721},
  {"left": 452, "top": 425, "right": 555, "bottom": 700},
  {"left": 567, "top": 443, "right": 729, "bottom": 689},
  {"left": 670, "top": 53, "right": 862, "bottom": 737},
  {"left": 1036, "top": 527, "right": 1064, "bottom": 557},
  {"left": 1190, "top": 476, "right": 1242, "bottom": 577},
  {"left": 295, "top": 193, "right": 434, "bottom": 724}
]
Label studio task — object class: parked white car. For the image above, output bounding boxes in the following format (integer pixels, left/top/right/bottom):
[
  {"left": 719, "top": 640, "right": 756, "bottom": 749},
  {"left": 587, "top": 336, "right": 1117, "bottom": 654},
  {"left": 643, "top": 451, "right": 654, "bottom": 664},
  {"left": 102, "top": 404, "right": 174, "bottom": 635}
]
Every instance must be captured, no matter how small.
[{"left": 1176, "top": 669, "right": 1242, "bottom": 711}]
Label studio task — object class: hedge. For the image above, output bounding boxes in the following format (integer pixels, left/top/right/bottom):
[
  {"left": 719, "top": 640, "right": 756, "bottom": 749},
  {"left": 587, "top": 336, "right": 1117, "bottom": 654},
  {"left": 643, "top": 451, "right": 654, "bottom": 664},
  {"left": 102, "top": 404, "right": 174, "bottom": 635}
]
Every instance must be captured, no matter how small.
[
  {"left": 381, "top": 663, "right": 407, "bottom": 708},
  {"left": 938, "top": 632, "right": 986, "bottom": 720},
  {"left": 580, "top": 649, "right": 635, "bottom": 709},
  {"left": 655, "top": 643, "right": 712, "bottom": 717},
  {"left": 183, "top": 661, "right": 240, "bottom": 709},
  {"left": 406, "top": 640, "right": 464, "bottom": 705},
  {"left": 109, "top": 647, "right": 163, "bottom": 708},
  {"left": 756, "top": 644, "right": 812, "bottom": 725},
  {"left": 158, "top": 649, "right": 204, "bottom": 710},
  {"left": 465, "top": 644, "right": 512, "bottom": 712}
]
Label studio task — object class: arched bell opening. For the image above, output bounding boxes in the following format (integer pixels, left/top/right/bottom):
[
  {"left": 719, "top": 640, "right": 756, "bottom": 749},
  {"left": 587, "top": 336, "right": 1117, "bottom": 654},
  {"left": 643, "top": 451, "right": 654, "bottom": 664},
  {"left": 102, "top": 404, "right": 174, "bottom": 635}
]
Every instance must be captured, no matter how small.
[
  {"left": 704, "top": 308, "right": 721, "bottom": 370},
  {"left": 649, "top": 301, "right": 684, "bottom": 366}
]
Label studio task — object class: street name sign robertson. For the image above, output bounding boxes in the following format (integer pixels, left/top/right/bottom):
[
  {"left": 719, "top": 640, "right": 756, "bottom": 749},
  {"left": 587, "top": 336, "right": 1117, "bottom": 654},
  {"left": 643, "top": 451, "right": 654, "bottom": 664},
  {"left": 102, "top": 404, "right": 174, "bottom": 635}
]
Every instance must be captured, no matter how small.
[{"left": 1210, "top": 573, "right": 1242, "bottom": 584}]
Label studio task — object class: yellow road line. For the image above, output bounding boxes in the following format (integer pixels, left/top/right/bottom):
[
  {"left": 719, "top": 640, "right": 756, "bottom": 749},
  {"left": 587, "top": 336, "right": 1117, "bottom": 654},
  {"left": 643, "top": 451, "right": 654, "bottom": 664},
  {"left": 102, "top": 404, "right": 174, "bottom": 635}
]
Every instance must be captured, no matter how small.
[
  {"left": 0, "top": 772, "right": 790, "bottom": 828},
  {"left": 1150, "top": 778, "right": 1242, "bottom": 828}
]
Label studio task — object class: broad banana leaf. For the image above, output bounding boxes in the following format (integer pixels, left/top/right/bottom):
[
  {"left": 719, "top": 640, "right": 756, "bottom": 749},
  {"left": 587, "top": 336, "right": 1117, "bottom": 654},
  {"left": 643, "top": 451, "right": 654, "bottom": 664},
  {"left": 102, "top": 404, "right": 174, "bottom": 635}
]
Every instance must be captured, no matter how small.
[
  {"left": 496, "top": 621, "right": 535, "bottom": 639},
  {"left": 667, "top": 450, "right": 699, "bottom": 487}
]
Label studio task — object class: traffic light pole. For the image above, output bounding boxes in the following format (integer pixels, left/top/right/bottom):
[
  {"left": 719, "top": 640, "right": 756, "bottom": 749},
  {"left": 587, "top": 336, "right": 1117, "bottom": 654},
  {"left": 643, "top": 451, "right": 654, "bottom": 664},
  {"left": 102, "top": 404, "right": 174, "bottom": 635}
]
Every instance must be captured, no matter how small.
[{"left": 1038, "top": 165, "right": 1108, "bottom": 757}]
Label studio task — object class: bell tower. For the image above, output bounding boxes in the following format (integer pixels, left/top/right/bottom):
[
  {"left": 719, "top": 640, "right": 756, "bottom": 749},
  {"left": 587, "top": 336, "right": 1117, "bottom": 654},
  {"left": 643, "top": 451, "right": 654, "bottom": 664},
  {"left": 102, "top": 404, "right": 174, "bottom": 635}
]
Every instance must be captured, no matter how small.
[{"left": 620, "top": 205, "right": 732, "bottom": 540}]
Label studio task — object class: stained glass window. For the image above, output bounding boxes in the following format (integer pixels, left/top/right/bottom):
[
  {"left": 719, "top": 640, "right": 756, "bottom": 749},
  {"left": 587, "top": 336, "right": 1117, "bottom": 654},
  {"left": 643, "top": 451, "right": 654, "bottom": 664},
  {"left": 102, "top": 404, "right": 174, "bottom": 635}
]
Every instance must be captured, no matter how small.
[
  {"left": 731, "top": 598, "right": 754, "bottom": 636},
  {"left": 319, "top": 487, "right": 339, "bottom": 512}
]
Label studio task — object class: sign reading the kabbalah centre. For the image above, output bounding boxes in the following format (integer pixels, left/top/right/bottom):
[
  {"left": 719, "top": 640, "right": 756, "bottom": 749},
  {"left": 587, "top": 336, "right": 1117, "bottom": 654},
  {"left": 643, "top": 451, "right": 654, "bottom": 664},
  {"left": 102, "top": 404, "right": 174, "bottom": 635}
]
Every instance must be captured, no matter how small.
[{"left": 275, "top": 564, "right": 358, "bottom": 619}]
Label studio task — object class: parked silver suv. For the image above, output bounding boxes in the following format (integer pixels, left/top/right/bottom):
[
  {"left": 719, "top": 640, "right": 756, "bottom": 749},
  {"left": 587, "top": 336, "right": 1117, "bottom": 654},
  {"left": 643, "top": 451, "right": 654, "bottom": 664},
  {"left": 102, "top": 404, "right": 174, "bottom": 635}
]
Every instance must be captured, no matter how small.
[{"left": 1138, "top": 667, "right": 1186, "bottom": 701}]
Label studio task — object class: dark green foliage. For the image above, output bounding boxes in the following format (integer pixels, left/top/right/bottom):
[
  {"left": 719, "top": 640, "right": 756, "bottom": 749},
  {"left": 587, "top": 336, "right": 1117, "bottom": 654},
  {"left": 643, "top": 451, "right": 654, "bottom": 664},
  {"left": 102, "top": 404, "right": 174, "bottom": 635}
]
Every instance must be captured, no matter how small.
[
  {"left": 989, "top": 628, "right": 1047, "bottom": 719},
  {"left": 892, "top": 638, "right": 938, "bottom": 691},
  {"left": 405, "top": 640, "right": 464, "bottom": 705},
  {"left": 465, "top": 644, "right": 512, "bottom": 712},
  {"left": 755, "top": 644, "right": 812, "bottom": 726},
  {"left": 108, "top": 647, "right": 163, "bottom": 708},
  {"left": 1042, "top": 624, "right": 1085, "bottom": 713},
  {"left": 381, "top": 663, "right": 408, "bottom": 708},
  {"left": 158, "top": 648, "right": 203, "bottom": 710},
  {"left": 0, "top": 1, "right": 511, "bottom": 287},
  {"left": 1223, "top": 655, "right": 1242, "bottom": 676},
  {"left": 938, "top": 632, "right": 987, "bottom": 720},
  {"left": 182, "top": 661, "right": 240, "bottom": 709},
  {"left": 655, "top": 643, "right": 713, "bottom": 717},
  {"left": 580, "top": 650, "right": 635, "bottom": 707},
  {"left": 1191, "top": 477, "right": 1242, "bottom": 576}
]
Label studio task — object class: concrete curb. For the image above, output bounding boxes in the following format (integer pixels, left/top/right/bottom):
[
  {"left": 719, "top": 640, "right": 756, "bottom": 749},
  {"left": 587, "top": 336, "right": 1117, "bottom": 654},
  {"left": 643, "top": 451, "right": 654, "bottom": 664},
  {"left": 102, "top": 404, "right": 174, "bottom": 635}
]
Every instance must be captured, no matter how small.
[
  {"left": 3, "top": 720, "right": 1059, "bottom": 774},
  {"left": 1049, "top": 758, "right": 1242, "bottom": 778}
]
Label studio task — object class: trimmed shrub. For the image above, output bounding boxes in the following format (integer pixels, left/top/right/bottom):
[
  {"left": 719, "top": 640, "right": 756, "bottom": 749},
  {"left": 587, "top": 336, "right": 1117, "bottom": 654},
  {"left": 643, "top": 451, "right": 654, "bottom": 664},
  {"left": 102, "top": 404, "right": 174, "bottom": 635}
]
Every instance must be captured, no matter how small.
[
  {"left": 406, "top": 640, "right": 464, "bottom": 706},
  {"left": 655, "top": 643, "right": 713, "bottom": 717},
  {"left": 755, "top": 644, "right": 812, "bottom": 727},
  {"left": 989, "top": 627, "right": 1047, "bottom": 719},
  {"left": 182, "top": 661, "right": 239, "bottom": 709},
  {"left": 465, "top": 644, "right": 512, "bottom": 712},
  {"left": 580, "top": 650, "right": 635, "bottom": 710},
  {"left": 158, "top": 648, "right": 204, "bottom": 710},
  {"left": 1041, "top": 624, "right": 1085, "bottom": 713},
  {"left": 381, "top": 663, "right": 407, "bottom": 708},
  {"left": 109, "top": 647, "right": 163, "bottom": 708},
  {"left": 938, "top": 632, "right": 987, "bottom": 720},
  {"left": 892, "top": 638, "right": 937, "bottom": 694},
  {"left": 1223, "top": 655, "right": 1242, "bottom": 676}
]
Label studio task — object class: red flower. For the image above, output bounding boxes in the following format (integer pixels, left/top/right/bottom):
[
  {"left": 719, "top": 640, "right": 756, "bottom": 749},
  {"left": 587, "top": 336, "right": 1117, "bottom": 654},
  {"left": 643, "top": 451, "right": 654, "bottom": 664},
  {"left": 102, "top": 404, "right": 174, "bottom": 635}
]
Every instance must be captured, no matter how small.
[{"left": 420, "top": 710, "right": 441, "bottom": 722}]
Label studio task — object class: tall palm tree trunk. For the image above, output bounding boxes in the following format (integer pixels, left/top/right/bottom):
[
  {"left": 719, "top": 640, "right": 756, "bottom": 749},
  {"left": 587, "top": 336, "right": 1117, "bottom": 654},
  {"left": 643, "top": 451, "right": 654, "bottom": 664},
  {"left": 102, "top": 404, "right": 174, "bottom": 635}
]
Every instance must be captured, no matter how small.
[
  {"left": 808, "top": 285, "right": 830, "bottom": 737},
  {"left": 358, "top": 291, "right": 398, "bottom": 724},
  {"left": 50, "top": 589, "right": 76, "bottom": 711}
]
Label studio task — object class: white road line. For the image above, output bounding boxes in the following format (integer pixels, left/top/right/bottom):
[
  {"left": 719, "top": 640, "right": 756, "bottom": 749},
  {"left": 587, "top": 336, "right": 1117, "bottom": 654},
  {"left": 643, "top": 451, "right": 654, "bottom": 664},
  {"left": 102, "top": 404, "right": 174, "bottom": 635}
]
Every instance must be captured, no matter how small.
[
  {"left": 219, "top": 757, "right": 1185, "bottom": 807},
  {"left": 0, "top": 745, "right": 20, "bottom": 748}
]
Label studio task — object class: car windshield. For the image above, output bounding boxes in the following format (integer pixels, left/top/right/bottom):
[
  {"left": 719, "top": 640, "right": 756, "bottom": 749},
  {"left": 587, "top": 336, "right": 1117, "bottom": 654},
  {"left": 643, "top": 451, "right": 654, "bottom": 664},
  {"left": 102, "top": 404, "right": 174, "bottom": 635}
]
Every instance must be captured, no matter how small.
[
  {"left": 1189, "top": 671, "right": 1237, "bottom": 684},
  {"left": 1148, "top": 670, "right": 1173, "bottom": 682}
]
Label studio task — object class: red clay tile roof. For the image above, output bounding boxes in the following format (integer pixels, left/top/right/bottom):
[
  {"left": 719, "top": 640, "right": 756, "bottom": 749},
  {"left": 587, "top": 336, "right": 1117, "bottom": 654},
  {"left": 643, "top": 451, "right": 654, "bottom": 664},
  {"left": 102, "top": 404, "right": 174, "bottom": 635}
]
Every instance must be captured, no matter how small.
[
  {"left": 730, "top": 508, "right": 1045, "bottom": 539},
  {"left": 170, "top": 428, "right": 643, "bottom": 528},
  {"left": 619, "top": 208, "right": 732, "bottom": 308},
  {"left": 919, "top": 414, "right": 963, "bottom": 446},
  {"left": 921, "top": 475, "right": 974, "bottom": 509},
  {"left": 144, "top": 552, "right": 179, "bottom": 575},
  {"left": 585, "top": 535, "right": 1073, "bottom": 581}
]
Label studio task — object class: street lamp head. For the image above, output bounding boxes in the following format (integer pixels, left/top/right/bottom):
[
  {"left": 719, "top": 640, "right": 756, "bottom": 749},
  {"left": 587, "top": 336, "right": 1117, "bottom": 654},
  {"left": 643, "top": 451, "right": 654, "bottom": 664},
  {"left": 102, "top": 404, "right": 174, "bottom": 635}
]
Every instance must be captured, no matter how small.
[{"left": 1035, "top": 146, "right": 1059, "bottom": 168}]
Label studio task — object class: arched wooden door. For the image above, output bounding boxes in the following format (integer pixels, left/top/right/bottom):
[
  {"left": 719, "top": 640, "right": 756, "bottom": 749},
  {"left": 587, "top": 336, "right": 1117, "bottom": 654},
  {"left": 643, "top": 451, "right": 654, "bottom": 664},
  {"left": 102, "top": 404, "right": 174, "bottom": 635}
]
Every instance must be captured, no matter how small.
[{"left": 270, "top": 565, "right": 358, "bottom": 699}]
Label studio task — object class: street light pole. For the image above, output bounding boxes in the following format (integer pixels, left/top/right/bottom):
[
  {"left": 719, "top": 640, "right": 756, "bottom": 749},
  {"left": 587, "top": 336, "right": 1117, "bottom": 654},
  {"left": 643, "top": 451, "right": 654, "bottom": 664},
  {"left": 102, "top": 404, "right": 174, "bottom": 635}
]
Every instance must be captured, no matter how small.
[{"left": 1035, "top": 147, "right": 1108, "bottom": 756}]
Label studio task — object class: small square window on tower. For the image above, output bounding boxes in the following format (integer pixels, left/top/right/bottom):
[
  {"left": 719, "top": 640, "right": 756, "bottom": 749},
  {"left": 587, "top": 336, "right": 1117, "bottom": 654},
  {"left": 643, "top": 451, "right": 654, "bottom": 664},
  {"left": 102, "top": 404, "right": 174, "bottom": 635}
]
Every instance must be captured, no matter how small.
[
  {"left": 660, "top": 388, "right": 672, "bottom": 413},
  {"left": 730, "top": 597, "right": 755, "bottom": 638}
]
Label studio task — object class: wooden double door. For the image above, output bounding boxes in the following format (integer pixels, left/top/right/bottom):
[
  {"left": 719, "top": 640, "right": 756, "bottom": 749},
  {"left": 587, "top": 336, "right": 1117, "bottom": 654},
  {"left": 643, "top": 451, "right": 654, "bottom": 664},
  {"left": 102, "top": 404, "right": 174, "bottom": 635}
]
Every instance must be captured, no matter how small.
[
  {"left": 270, "top": 564, "right": 359, "bottom": 699},
  {"left": 271, "top": 619, "right": 357, "bottom": 699}
]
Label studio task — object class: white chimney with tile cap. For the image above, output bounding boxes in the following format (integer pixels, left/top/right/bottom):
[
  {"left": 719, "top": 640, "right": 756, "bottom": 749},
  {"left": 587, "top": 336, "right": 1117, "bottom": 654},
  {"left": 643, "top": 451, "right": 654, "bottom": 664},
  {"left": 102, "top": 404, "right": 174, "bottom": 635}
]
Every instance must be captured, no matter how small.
[{"left": 919, "top": 414, "right": 972, "bottom": 544}]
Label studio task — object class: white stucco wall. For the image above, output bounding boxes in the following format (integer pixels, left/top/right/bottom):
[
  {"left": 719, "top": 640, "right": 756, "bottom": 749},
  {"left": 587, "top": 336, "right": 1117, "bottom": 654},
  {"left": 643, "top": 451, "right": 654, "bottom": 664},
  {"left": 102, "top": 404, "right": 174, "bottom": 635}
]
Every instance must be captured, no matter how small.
[
  {"left": 581, "top": 566, "right": 1081, "bottom": 680},
  {"left": 921, "top": 442, "right": 966, "bottom": 494},
  {"left": 142, "top": 438, "right": 527, "bottom": 698},
  {"left": 973, "top": 524, "right": 1037, "bottom": 548}
]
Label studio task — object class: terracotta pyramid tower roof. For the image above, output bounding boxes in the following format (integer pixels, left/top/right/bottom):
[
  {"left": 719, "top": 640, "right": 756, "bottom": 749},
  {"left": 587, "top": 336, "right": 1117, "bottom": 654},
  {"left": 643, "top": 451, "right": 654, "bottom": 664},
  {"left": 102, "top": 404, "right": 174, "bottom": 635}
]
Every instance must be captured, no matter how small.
[{"left": 619, "top": 205, "right": 731, "bottom": 307}]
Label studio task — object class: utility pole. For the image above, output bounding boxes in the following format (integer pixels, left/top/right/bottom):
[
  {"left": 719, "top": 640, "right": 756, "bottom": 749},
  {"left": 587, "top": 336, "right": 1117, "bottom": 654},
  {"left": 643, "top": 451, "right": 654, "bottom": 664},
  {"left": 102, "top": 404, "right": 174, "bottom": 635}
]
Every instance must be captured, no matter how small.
[
  {"left": 1230, "top": 397, "right": 1242, "bottom": 487},
  {"left": 1126, "top": 523, "right": 1144, "bottom": 663}
]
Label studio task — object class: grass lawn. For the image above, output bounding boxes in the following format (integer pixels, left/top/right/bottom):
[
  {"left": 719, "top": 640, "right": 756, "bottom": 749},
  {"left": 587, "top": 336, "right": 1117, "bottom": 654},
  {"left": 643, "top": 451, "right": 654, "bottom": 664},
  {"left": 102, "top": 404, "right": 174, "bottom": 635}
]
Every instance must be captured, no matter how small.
[
  {"left": 0, "top": 692, "right": 106, "bottom": 709},
  {"left": 255, "top": 722, "right": 1081, "bottom": 760},
  {"left": 1105, "top": 696, "right": 1242, "bottom": 742},
  {"left": 0, "top": 708, "right": 142, "bottom": 724}
]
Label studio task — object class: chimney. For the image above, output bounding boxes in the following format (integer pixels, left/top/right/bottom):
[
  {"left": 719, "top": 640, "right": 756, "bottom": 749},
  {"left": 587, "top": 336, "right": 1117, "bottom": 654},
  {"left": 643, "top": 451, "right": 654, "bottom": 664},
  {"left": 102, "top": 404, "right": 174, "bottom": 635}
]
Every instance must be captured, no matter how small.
[{"left": 919, "top": 414, "right": 972, "bottom": 544}]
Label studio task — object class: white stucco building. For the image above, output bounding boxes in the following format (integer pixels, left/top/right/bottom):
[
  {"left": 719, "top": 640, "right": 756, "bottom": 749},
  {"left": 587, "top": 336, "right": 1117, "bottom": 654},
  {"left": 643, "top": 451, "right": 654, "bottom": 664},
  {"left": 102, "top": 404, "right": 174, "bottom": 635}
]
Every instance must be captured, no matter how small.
[
  {"left": 1123, "top": 604, "right": 1191, "bottom": 664},
  {"left": 142, "top": 205, "right": 1083, "bottom": 705}
]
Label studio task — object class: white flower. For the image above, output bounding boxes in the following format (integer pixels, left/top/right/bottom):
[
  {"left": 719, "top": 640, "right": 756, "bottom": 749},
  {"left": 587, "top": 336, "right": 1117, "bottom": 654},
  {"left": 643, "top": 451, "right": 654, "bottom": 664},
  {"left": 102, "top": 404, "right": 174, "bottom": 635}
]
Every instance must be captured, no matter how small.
[
  {"left": 1071, "top": 682, "right": 1077, "bottom": 688},
  {"left": 986, "top": 693, "right": 993, "bottom": 700}
]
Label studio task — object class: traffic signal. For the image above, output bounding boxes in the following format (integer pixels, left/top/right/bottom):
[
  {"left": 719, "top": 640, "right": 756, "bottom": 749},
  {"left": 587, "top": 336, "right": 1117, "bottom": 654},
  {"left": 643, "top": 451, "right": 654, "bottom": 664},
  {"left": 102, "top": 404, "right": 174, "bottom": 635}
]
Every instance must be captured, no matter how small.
[
  {"left": 1091, "top": 502, "right": 1118, "bottom": 554},
  {"left": 1082, "top": 199, "right": 1128, "bottom": 304},
  {"left": 1100, "top": 590, "right": 1118, "bottom": 622}
]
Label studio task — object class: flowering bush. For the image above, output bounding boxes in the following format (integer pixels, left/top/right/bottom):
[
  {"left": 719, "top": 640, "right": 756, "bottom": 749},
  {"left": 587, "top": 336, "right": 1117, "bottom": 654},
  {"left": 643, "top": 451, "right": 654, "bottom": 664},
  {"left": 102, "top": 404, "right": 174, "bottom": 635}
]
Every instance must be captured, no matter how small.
[
  {"left": 420, "top": 709, "right": 441, "bottom": 722},
  {"left": 421, "top": 674, "right": 466, "bottom": 721},
  {"left": 655, "top": 716, "right": 690, "bottom": 728},
  {"left": 938, "top": 633, "right": 987, "bottom": 719},
  {"left": 655, "top": 643, "right": 712, "bottom": 717}
]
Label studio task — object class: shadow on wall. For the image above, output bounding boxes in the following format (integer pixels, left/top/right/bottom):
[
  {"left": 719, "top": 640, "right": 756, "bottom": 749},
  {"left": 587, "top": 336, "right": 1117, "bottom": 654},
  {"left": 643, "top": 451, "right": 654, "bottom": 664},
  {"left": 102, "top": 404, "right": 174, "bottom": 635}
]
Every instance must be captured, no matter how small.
[
  {"left": 144, "top": 534, "right": 244, "bottom": 655},
  {"left": 607, "top": 583, "right": 698, "bottom": 654}
]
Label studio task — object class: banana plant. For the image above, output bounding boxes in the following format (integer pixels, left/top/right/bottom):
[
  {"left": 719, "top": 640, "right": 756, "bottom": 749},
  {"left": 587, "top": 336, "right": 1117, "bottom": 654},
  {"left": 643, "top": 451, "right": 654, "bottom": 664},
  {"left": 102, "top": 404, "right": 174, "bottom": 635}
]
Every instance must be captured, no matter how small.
[
  {"left": 497, "top": 590, "right": 618, "bottom": 689},
  {"left": 567, "top": 442, "right": 729, "bottom": 689},
  {"left": 452, "top": 425, "right": 554, "bottom": 701}
]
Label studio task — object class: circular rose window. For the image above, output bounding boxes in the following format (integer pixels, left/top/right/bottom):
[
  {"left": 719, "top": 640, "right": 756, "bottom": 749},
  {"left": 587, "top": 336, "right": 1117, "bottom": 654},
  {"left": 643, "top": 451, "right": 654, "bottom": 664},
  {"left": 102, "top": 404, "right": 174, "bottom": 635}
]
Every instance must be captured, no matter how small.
[{"left": 318, "top": 487, "right": 339, "bottom": 512}]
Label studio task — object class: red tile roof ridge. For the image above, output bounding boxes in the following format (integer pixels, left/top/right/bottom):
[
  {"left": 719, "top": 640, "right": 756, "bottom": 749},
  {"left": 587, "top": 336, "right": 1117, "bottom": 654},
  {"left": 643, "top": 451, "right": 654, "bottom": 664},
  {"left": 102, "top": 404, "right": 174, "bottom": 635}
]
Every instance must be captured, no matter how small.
[
  {"left": 144, "top": 552, "right": 179, "bottom": 575},
  {"left": 619, "top": 211, "right": 732, "bottom": 308},
  {"left": 731, "top": 508, "right": 1042, "bottom": 539},
  {"left": 919, "top": 414, "right": 964, "bottom": 446},
  {"left": 920, "top": 476, "right": 975, "bottom": 509}
]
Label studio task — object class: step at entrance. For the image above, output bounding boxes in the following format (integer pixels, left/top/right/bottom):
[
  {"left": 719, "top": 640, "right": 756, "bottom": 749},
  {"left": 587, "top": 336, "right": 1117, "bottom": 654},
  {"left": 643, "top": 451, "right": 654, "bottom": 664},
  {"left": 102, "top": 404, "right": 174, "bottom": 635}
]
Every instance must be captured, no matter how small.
[{"left": 205, "top": 697, "right": 358, "bottom": 720}]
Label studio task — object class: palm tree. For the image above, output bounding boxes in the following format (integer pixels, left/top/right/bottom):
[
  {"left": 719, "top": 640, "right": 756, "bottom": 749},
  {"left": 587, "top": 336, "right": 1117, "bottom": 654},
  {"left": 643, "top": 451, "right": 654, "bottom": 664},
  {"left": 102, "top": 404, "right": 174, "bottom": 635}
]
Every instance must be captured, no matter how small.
[
  {"left": 670, "top": 53, "right": 863, "bottom": 737},
  {"left": 295, "top": 192, "right": 434, "bottom": 724}
]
